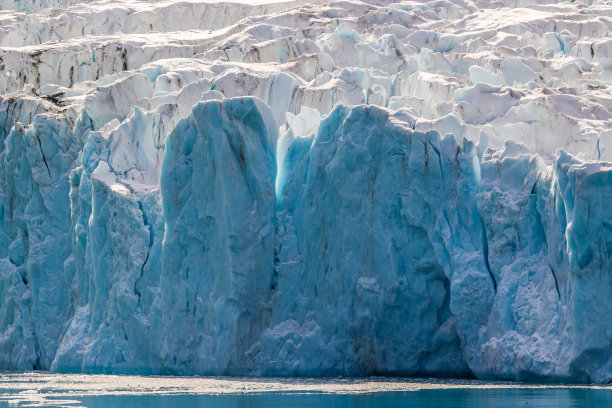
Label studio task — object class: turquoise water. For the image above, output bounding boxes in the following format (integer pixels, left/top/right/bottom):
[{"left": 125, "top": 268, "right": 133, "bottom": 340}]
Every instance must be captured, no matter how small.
[
  {"left": 0, "top": 374, "right": 610, "bottom": 407},
  {"left": 74, "top": 389, "right": 612, "bottom": 408}
]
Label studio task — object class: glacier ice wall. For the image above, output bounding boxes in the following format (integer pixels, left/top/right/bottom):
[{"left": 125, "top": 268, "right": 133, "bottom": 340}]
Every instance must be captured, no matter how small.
[
  {"left": 159, "top": 97, "right": 277, "bottom": 374},
  {"left": 258, "top": 105, "right": 478, "bottom": 377},
  {"left": 0, "top": 0, "right": 611, "bottom": 383}
]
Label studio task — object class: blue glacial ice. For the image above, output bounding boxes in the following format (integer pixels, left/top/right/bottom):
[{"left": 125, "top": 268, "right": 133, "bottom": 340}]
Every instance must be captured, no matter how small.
[
  {"left": 0, "top": 0, "right": 611, "bottom": 384},
  {"left": 4, "top": 95, "right": 611, "bottom": 382}
]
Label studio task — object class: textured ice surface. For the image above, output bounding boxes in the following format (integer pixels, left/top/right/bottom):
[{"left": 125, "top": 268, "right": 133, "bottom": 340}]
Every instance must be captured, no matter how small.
[{"left": 0, "top": 0, "right": 611, "bottom": 383}]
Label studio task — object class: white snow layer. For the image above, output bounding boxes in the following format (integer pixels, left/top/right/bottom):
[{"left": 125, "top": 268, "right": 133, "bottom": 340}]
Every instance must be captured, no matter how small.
[{"left": 0, "top": 0, "right": 611, "bottom": 383}]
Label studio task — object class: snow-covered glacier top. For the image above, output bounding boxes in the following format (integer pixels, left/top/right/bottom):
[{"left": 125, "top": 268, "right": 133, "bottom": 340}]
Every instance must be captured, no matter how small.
[
  {"left": 0, "top": 0, "right": 611, "bottom": 383},
  {"left": 1, "top": 0, "right": 610, "bottom": 164}
]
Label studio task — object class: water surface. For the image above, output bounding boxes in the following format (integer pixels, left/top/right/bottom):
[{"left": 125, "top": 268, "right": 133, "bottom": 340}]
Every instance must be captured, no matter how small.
[{"left": 0, "top": 373, "right": 609, "bottom": 407}]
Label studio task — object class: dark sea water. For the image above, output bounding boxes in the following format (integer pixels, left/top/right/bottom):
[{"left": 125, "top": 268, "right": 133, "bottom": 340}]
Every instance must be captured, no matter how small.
[
  {"left": 76, "top": 388, "right": 612, "bottom": 408},
  {"left": 73, "top": 389, "right": 612, "bottom": 408},
  {"left": 0, "top": 374, "right": 610, "bottom": 407}
]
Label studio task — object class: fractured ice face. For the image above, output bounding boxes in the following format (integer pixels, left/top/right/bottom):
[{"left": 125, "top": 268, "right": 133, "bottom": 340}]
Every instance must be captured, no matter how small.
[{"left": 0, "top": 0, "right": 611, "bottom": 383}]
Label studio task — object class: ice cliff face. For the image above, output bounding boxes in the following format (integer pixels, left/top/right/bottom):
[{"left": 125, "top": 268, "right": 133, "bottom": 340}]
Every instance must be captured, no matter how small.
[{"left": 0, "top": 0, "right": 612, "bottom": 383}]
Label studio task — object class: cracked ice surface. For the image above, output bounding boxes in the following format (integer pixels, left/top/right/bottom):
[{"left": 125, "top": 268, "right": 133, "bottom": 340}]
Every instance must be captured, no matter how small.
[{"left": 0, "top": 0, "right": 611, "bottom": 383}]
